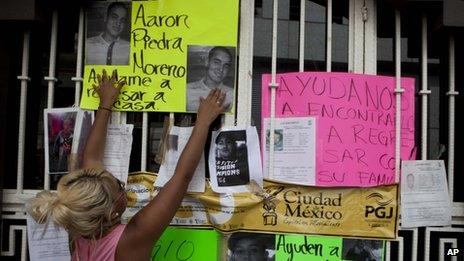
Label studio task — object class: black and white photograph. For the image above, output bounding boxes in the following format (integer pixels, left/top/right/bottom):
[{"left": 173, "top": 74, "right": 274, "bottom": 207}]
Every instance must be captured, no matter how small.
[
  {"left": 227, "top": 232, "right": 275, "bottom": 261},
  {"left": 404, "top": 173, "right": 415, "bottom": 191},
  {"left": 214, "top": 130, "right": 250, "bottom": 187},
  {"left": 266, "top": 129, "right": 283, "bottom": 151},
  {"left": 44, "top": 108, "right": 79, "bottom": 174},
  {"left": 85, "top": 1, "right": 131, "bottom": 65},
  {"left": 209, "top": 127, "right": 263, "bottom": 193},
  {"left": 186, "top": 45, "right": 236, "bottom": 112},
  {"left": 342, "top": 239, "right": 384, "bottom": 261}
]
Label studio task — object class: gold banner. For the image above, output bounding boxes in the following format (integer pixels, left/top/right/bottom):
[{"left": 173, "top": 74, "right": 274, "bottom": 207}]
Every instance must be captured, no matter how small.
[{"left": 125, "top": 172, "right": 398, "bottom": 239}]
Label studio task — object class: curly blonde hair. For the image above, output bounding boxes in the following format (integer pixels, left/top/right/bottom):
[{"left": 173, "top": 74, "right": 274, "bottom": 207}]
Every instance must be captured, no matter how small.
[{"left": 27, "top": 168, "right": 121, "bottom": 239}]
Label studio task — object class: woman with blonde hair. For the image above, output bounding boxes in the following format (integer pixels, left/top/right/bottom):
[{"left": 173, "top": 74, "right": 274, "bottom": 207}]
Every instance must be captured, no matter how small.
[{"left": 27, "top": 69, "right": 226, "bottom": 260}]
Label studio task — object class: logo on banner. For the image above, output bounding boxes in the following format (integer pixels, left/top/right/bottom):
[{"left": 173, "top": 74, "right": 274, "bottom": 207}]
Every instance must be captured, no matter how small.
[
  {"left": 262, "top": 186, "right": 284, "bottom": 226},
  {"left": 364, "top": 192, "right": 395, "bottom": 228}
]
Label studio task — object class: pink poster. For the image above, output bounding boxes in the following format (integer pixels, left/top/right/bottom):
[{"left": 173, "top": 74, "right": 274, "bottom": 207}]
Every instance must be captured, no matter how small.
[{"left": 262, "top": 72, "right": 415, "bottom": 187}]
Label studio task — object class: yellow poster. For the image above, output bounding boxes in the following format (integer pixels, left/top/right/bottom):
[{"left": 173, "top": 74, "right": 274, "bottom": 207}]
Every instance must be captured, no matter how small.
[
  {"left": 81, "top": 0, "right": 239, "bottom": 112},
  {"left": 125, "top": 172, "right": 399, "bottom": 239}
]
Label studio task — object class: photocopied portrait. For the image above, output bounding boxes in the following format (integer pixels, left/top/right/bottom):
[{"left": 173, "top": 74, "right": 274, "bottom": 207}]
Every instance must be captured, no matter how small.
[
  {"left": 227, "top": 232, "right": 275, "bottom": 261},
  {"left": 44, "top": 108, "right": 79, "bottom": 174},
  {"left": 214, "top": 130, "right": 250, "bottom": 187},
  {"left": 209, "top": 127, "right": 263, "bottom": 194},
  {"left": 266, "top": 129, "right": 283, "bottom": 151},
  {"left": 186, "top": 45, "right": 236, "bottom": 112},
  {"left": 85, "top": 1, "right": 131, "bottom": 65},
  {"left": 405, "top": 173, "right": 415, "bottom": 191}
]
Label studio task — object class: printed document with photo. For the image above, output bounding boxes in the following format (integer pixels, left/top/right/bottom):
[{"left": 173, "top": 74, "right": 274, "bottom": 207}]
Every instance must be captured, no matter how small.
[
  {"left": 262, "top": 117, "right": 316, "bottom": 185},
  {"left": 155, "top": 126, "right": 206, "bottom": 193},
  {"left": 400, "top": 160, "right": 452, "bottom": 227},
  {"left": 209, "top": 127, "right": 263, "bottom": 193}
]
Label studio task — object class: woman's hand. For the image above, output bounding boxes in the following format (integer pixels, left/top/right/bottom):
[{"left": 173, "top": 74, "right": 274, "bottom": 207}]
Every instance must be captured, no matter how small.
[
  {"left": 92, "top": 69, "right": 126, "bottom": 109},
  {"left": 196, "top": 89, "right": 226, "bottom": 125}
]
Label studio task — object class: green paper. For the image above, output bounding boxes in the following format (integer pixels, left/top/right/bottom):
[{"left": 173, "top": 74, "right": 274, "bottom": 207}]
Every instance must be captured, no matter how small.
[
  {"left": 275, "top": 234, "right": 385, "bottom": 261},
  {"left": 152, "top": 227, "right": 219, "bottom": 261},
  {"left": 275, "top": 234, "right": 342, "bottom": 261}
]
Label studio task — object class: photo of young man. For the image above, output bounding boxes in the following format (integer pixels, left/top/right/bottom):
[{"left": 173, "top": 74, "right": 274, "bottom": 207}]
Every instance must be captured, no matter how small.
[
  {"left": 186, "top": 45, "right": 236, "bottom": 112},
  {"left": 85, "top": 2, "right": 131, "bottom": 65}
]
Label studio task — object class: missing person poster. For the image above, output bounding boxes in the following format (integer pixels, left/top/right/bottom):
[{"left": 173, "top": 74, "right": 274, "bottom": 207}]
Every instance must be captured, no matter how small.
[
  {"left": 262, "top": 117, "right": 316, "bottom": 185},
  {"left": 209, "top": 127, "right": 263, "bottom": 193},
  {"left": 400, "top": 160, "right": 452, "bottom": 228},
  {"left": 262, "top": 72, "right": 415, "bottom": 187},
  {"left": 81, "top": 0, "right": 239, "bottom": 113}
]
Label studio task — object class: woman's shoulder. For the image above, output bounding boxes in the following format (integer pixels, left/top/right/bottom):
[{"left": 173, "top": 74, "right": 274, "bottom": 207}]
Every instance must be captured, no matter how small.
[{"left": 73, "top": 224, "right": 127, "bottom": 261}]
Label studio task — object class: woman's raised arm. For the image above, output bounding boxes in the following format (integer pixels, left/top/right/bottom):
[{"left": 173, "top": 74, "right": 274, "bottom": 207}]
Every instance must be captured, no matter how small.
[
  {"left": 116, "top": 89, "right": 226, "bottom": 261},
  {"left": 82, "top": 69, "right": 125, "bottom": 169}
]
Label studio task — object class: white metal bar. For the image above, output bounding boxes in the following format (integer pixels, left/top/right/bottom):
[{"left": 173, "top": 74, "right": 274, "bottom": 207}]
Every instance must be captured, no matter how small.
[
  {"left": 348, "top": 0, "right": 355, "bottom": 72},
  {"left": 223, "top": 112, "right": 235, "bottom": 126},
  {"left": 398, "top": 237, "right": 404, "bottom": 261},
  {"left": 16, "top": 31, "right": 31, "bottom": 193},
  {"left": 111, "top": 112, "right": 121, "bottom": 124},
  {"left": 120, "top": 112, "right": 127, "bottom": 124},
  {"left": 394, "top": 10, "right": 403, "bottom": 180},
  {"left": 397, "top": 228, "right": 419, "bottom": 261},
  {"left": 141, "top": 112, "right": 148, "bottom": 171},
  {"left": 72, "top": 8, "right": 85, "bottom": 105},
  {"left": 351, "top": 0, "right": 365, "bottom": 73},
  {"left": 44, "top": 10, "right": 59, "bottom": 190},
  {"left": 268, "top": 0, "right": 279, "bottom": 180},
  {"left": 419, "top": 13, "right": 430, "bottom": 160},
  {"left": 447, "top": 35, "right": 458, "bottom": 202},
  {"left": 236, "top": 0, "right": 255, "bottom": 126},
  {"left": 169, "top": 113, "right": 174, "bottom": 125},
  {"left": 412, "top": 228, "right": 418, "bottom": 261},
  {"left": 1, "top": 213, "right": 28, "bottom": 220},
  {"left": 299, "top": 0, "right": 305, "bottom": 72},
  {"left": 45, "top": 10, "right": 58, "bottom": 109},
  {"left": 385, "top": 241, "right": 391, "bottom": 261},
  {"left": 363, "top": 0, "right": 377, "bottom": 74},
  {"left": 326, "top": 0, "right": 332, "bottom": 72}
]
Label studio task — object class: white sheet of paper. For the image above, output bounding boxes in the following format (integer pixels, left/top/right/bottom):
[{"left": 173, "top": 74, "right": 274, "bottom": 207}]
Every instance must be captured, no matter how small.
[
  {"left": 400, "top": 160, "right": 452, "bottom": 228},
  {"left": 209, "top": 126, "right": 263, "bottom": 193},
  {"left": 262, "top": 117, "right": 316, "bottom": 185},
  {"left": 103, "top": 124, "right": 134, "bottom": 183},
  {"left": 27, "top": 215, "right": 71, "bottom": 261},
  {"left": 155, "top": 126, "right": 206, "bottom": 192}
]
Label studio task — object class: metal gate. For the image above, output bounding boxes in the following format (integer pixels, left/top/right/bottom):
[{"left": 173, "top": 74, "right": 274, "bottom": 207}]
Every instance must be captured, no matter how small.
[{"left": 1, "top": 0, "right": 463, "bottom": 260}]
